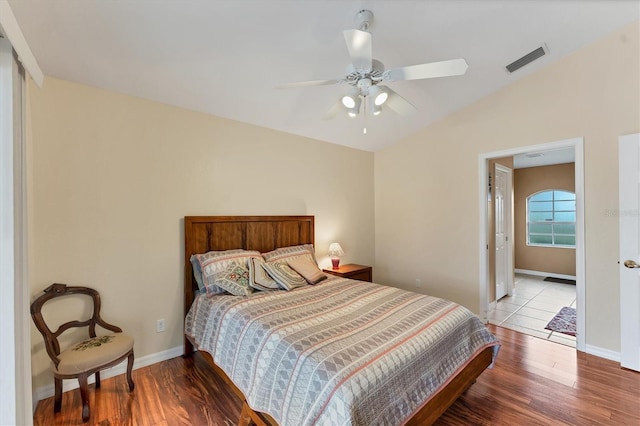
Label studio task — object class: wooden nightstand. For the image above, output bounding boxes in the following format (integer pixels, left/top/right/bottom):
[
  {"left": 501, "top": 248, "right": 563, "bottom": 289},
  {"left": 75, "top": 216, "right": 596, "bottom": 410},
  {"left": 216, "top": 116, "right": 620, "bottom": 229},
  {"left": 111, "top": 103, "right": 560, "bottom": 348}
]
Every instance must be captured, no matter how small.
[{"left": 323, "top": 264, "right": 372, "bottom": 282}]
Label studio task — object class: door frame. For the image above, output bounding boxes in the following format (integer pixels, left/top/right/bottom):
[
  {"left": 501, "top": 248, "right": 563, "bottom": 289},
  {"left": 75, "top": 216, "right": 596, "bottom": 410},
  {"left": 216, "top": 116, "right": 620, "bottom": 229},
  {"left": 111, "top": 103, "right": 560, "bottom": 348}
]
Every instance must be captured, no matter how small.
[
  {"left": 478, "top": 137, "right": 585, "bottom": 352},
  {"left": 0, "top": 37, "right": 32, "bottom": 421}
]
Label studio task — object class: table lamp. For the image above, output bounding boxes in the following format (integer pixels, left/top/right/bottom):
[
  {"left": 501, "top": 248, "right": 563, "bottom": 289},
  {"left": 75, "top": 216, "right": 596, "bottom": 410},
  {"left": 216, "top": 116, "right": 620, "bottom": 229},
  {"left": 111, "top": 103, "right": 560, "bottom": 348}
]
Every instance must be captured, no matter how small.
[{"left": 328, "top": 242, "right": 345, "bottom": 269}]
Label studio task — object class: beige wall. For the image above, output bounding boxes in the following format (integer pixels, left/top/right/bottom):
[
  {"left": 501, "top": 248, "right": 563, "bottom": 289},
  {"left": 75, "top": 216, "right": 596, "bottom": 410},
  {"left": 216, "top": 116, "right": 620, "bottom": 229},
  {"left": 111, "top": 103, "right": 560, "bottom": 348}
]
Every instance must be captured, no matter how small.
[
  {"left": 375, "top": 21, "right": 639, "bottom": 353},
  {"left": 27, "top": 77, "right": 375, "bottom": 390},
  {"left": 514, "top": 163, "right": 576, "bottom": 276}
]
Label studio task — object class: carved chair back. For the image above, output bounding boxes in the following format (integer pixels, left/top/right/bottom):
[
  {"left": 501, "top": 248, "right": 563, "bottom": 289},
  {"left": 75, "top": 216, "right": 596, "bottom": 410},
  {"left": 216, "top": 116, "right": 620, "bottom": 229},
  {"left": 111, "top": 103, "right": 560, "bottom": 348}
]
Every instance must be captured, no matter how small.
[{"left": 30, "top": 283, "right": 122, "bottom": 368}]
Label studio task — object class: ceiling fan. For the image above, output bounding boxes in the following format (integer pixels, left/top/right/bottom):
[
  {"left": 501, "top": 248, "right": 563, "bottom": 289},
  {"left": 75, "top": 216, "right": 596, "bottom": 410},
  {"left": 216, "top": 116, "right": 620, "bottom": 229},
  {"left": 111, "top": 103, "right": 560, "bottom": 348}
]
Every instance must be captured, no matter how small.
[{"left": 278, "top": 9, "right": 469, "bottom": 120}]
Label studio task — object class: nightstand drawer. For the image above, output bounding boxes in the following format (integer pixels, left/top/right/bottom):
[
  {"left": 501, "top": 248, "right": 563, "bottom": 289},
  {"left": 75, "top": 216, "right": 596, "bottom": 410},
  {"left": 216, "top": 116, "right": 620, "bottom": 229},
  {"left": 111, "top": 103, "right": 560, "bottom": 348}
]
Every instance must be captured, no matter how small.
[
  {"left": 346, "top": 270, "right": 372, "bottom": 282},
  {"left": 323, "top": 264, "right": 372, "bottom": 282}
]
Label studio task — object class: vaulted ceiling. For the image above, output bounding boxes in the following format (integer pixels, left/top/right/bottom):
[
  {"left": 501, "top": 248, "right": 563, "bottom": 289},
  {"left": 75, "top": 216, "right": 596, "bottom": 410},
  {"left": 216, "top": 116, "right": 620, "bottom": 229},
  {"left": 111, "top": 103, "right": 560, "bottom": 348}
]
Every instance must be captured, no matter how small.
[{"left": 7, "top": 0, "right": 639, "bottom": 151}]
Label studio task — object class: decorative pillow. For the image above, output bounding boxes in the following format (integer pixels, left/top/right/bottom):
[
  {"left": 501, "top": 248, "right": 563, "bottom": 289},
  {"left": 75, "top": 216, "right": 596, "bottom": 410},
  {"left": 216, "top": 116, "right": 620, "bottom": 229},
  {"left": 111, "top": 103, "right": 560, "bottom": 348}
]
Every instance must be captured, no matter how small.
[
  {"left": 248, "top": 257, "right": 279, "bottom": 291},
  {"left": 196, "top": 250, "right": 261, "bottom": 295},
  {"left": 261, "top": 261, "right": 307, "bottom": 291},
  {"left": 287, "top": 254, "right": 327, "bottom": 284},
  {"left": 262, "top": 244, "right": 317, "bottom": 264},
  {"left": 193, "top": 249, "right": 247, "bottom": 290},
  {"left": 214, "top": 263, "right": 253, "bottom": 296}
]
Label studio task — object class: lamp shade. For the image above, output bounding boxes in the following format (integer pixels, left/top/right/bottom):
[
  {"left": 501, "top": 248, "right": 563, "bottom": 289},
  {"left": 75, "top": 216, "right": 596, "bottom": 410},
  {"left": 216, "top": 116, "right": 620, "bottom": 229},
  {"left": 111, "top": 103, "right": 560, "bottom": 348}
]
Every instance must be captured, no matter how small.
[
  {"left": 328, "top": 243, "right": 344, "bottom": 257},
  {"left": 328, "top": 242, "right": 344, "bottom": 269}
]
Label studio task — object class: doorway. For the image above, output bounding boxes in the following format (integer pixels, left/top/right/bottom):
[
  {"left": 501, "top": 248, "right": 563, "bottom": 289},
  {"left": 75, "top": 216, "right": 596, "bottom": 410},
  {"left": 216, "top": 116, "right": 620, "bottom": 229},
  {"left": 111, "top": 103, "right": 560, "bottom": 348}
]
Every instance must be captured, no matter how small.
[{"left": 478, "top": 137, "right": 585, "bottom": 352}]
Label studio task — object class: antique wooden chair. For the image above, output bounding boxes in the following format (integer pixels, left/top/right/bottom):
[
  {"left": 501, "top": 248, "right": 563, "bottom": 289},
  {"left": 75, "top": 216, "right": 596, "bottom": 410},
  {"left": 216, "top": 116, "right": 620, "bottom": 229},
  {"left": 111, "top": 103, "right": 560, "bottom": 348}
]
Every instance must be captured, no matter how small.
[{"left": 30, "top": 283, "right": 135, "bottom": 422}]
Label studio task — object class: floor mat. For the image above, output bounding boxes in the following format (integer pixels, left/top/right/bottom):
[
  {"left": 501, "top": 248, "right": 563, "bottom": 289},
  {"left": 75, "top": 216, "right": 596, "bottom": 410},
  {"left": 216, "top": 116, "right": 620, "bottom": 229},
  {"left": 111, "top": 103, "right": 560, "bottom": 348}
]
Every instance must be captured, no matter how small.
[
  {"left": 544, "top": 277, "right": 576, "bottom": 285},
  {"left": 544, "top": 306, "right": 576, "bottom": 336}
]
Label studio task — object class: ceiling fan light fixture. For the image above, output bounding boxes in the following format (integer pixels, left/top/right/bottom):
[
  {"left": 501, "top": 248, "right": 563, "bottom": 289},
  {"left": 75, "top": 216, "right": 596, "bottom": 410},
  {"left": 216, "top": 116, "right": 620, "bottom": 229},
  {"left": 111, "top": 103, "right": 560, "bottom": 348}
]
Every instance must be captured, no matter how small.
[
  {"left": 278, "top": 9, "right": 468, "bottom": 123},
  {"left": 375, "top": 91, "right": 388, "bottom": 106},
  {"left": 368, "top": 95, "right": 382, "bottom": 116},
  {"left": 341, "top": 88, "right": 360, "bottom": 109},
  {"left": 346, "top": 95, "right": 361, "bottom": 117},
  {"left": 342, "top": 94, "right": 356, "bottom": 109},
  {"left": 370, "top": 85, "right": 388, "bottom": 106}
]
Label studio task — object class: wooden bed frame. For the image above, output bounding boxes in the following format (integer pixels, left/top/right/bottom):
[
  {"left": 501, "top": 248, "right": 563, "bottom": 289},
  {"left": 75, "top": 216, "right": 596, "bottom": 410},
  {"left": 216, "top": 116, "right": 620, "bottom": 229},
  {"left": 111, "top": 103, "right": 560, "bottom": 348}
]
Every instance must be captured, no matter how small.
[{"left": 183, "top": 215, "right": 493, "bottom": 426}]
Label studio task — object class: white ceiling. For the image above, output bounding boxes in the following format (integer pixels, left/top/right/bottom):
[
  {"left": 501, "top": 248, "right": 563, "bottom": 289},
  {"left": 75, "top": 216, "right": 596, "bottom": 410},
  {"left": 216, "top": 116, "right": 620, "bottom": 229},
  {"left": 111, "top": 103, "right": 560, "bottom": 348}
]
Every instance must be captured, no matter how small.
[
  {"left": 513, "top": 147, "right": 575, "bottom": 169},
  {"left": 7, "top": 0, "right": 639, "bottom": 152}
]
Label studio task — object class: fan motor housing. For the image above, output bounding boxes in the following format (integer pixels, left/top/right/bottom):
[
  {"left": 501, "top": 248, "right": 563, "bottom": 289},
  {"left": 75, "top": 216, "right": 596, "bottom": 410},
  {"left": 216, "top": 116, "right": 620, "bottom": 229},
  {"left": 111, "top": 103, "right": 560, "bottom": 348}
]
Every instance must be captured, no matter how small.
[
  {"left": 345, "top": 59, "right": 385, "bottom": 86},
  {"left": 355, "top": 9, "right": 374, "bottom": 31},
  {"left": 357, "top": 78, "right": 372, "bottom": 89}
]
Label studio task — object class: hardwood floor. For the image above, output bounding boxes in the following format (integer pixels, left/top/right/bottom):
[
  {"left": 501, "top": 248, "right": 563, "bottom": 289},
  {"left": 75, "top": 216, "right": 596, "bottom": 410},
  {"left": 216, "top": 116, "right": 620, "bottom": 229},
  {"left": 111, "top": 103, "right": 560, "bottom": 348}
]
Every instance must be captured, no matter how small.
[
  {"left": 33, "top": 354, "right": 242, "bottom": 426},
  {"left": 435, "top": 326, "right": 639, "bottom": 425},
  {"left": 34, "top": 325, "right": 640, "bottom": 425}
]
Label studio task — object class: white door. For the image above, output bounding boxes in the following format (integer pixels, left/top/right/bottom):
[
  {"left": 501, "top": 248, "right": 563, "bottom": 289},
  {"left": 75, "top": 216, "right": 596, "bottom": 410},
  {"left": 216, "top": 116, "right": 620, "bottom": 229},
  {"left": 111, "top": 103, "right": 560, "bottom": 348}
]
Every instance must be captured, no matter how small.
[
  {"left": 495, "top": 165, "right": 512, "bottom": 300},
  {"left": 619, "top": 133, "right": 640, "bottom": 372}
]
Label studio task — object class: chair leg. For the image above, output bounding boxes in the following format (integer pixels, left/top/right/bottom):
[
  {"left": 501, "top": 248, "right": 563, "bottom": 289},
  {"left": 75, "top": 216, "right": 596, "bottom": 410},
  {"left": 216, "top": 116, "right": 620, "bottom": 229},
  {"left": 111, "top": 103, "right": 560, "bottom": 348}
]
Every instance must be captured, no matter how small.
[
  {"left": 54, "top": 377, "right": 62, "bottom": 413},
  {"left": 78, "top": 374, "right": 90, "bottom": 423},
  {"left": 95, "top": 371, "right": 101, "bottom": 389},
  {"left": 126, "top": 350, "right": 135, "bottom": 391}
]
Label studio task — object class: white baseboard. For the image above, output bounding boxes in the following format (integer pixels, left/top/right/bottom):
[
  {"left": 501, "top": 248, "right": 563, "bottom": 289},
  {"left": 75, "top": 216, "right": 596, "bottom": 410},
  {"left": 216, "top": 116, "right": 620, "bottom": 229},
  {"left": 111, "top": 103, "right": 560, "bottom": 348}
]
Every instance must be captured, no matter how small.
[
  {"left": 514, "top": 269, "right": 576, "bottom": 281},
  {"left": 585, "top": 344, "right": 621, "bottom": 363},
  {"left": 34, "top": 345, "right": 183, "bottom": 403}
]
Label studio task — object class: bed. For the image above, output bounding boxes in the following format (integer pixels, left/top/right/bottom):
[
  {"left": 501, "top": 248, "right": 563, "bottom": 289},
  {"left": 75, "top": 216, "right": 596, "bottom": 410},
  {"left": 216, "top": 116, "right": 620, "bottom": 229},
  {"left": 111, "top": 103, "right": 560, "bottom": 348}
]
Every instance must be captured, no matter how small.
[{"left": 183, "top": 216, "right": 499, "bottom": 426}]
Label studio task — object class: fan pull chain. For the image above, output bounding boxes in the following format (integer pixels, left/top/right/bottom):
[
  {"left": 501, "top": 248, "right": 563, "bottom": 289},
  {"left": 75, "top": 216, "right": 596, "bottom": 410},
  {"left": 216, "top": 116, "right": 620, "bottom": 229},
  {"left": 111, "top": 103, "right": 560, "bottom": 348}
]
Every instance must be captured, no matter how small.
[{"left": 363, "top": 96, "right": 367, "bottom": 135}]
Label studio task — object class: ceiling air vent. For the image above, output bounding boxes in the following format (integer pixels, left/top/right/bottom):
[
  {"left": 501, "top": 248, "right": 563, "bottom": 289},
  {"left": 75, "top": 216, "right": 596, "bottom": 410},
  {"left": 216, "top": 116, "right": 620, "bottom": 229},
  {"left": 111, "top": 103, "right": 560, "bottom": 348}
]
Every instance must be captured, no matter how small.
[{"left": 506, "top": 45, "right": 548, "bottom": 73}]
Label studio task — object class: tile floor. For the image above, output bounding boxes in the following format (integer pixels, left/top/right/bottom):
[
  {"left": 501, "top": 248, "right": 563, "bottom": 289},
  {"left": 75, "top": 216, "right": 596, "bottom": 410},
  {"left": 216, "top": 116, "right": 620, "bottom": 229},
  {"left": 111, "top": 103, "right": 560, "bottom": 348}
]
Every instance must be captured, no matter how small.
[{"left": 487, "top": 273, "right": 577, "bottom": 348}]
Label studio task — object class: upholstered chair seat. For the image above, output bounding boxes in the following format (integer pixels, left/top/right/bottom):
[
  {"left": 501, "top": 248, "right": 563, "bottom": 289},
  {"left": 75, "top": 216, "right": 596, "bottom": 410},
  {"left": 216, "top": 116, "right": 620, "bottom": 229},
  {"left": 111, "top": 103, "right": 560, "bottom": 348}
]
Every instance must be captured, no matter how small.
[{"left": 54, "top": 333, "right": 134, "bottom": 376}]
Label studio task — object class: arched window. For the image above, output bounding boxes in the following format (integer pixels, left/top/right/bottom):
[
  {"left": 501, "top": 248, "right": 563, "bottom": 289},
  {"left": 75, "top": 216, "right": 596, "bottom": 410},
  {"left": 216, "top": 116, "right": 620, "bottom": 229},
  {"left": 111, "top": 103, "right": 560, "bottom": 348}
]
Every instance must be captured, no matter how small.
[{"left": 527, "top": 190, "right": 576, "bottom": 247}]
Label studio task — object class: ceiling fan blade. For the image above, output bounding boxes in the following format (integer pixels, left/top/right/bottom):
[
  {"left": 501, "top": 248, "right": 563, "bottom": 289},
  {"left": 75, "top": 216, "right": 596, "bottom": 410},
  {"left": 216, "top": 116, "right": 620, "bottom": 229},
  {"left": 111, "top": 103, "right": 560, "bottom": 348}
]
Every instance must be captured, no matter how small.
[
  {"left": 277, "top": 79, "right": 342, "bottom": 89},
  {"left": 343, "top": 29, "right": 372, "bottom": 71},
  {"left": 322, "top": 101, "right": 342, "bottom": 120},
  {"left": 384, "top": 87, "right": 417, "bottom": 115},
  {"left": 385, "top": 58, "right": 469, "bottom": 81}
]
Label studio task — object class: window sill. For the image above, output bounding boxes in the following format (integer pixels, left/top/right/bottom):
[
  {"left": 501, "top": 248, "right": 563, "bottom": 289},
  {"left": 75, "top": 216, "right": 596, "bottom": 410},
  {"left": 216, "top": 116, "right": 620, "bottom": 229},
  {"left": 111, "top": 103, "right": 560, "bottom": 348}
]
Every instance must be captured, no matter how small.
[{"left": 526, "top": 244, "right": 576, "bottom": 249}]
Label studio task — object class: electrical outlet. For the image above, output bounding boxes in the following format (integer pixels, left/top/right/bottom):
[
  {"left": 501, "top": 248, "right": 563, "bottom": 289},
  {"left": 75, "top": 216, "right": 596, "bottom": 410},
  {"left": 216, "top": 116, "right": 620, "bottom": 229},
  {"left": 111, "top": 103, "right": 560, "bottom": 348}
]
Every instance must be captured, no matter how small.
[
  {"left": 156, "top": 319, "right": 166, "bottom": 333},
  {"left": 416, "top": 279, "right": 421, "bottom": 288}
]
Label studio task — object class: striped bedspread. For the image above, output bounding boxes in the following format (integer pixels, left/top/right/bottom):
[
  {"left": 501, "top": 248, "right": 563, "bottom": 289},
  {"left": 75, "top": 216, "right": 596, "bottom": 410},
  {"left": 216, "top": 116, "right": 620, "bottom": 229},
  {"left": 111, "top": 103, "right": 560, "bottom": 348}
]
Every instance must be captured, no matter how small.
[{"left": 185, "top": 277, "right": 499, "bottom": 425}]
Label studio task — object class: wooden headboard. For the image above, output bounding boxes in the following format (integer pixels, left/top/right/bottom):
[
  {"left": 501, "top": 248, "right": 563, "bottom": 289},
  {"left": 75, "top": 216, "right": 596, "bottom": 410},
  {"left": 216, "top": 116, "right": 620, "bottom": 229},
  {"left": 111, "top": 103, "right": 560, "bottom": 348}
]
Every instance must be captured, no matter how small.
[{"left": 183, "top": 215, "right": 314, "bottom": 354}]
